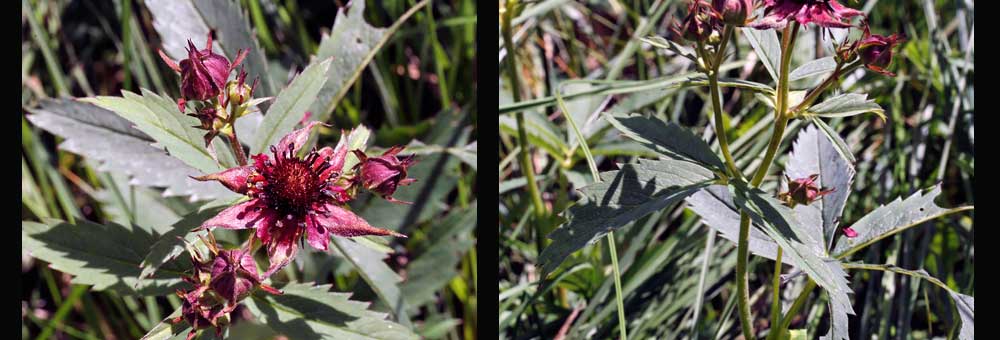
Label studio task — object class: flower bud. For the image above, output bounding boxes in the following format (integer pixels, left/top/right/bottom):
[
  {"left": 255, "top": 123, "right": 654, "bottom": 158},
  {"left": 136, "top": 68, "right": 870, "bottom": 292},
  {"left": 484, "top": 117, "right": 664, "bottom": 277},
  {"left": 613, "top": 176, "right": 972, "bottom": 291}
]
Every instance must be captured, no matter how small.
[
  {"left": 712, "top": 0, "right": 753, "bottom": 26},
  {"left": 352, "top": 146, "right": 417, "bottom": 204},
  {"left": 779, "top": 174, "right": 834, "bottom": 206},
  {"left": 210, "top": 249, "right": 261, "bottom": 304},
  {"left": 856, "top": 24, "right": 905, "bottom": 76}
]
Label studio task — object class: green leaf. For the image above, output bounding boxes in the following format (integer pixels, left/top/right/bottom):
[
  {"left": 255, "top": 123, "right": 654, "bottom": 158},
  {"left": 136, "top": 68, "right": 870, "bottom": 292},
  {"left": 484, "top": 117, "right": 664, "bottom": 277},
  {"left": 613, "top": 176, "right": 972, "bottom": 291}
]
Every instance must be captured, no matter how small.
[
  {"left": 145, "top": 0, "right": 276, "bottom": 97},
  {"left": 23, "top": 218, "right": 190, "bottom": 296},
  {"left": 402, "top": 202, "right": 477, "bottom": 308},
  {"left": 841, "top": 263, "right": 973, "bottom": 340},
  {"left": 805, "top": 93, "right": 886, "bottom": 121},
  {"left": 498, "top": 71, "right": 773, "bottom": 114},
  {"left": 786, "top": 125, "right": 855, "bottom": 249},
  {"left": 819, "top": 298, "right": 850, "bottom": 340},
  {"left": 730, "top": 181, "right": 853, "bottom": 318},
  {"left": 789, "top": 57, "right": 837, "bottom": 81},
  {"left": 809, "top": 118, "right": 857, "bottom": 164},
  {"left": 951, "top": 291, "right": 974, "bottom": 340},
  {"left": 140, "top": 308, "right": 190, "bottom": 340},
  {"left": 743, "top": 28, "right": 781, "bottom": 82},
  {"left": 833, "top": 185, "right": 974, "bottom": 258},
  {"left": 605, "top": 113, "right": 726, "bottom": 171},
  {"left": 499, "top": 110, "right": 567, "bottom": 160},
  {"left": 641, "top": 35, "right": 697, "bottom": 62},
  {"left": 416, "top": 317, "right": 462, "bottom": 339},
  {"left": 686, "top": 185, "right": 783, "bottom": 260},
  {"left": 308, "top": 0, "right": 428, "bottom": 122},
  {"left": 250, "top": 59, "right": 332, "bottom": 154},
  {"left": 244, "top": 282, "right": 418, "bottom": 340},
  {"left": 539, "top": 159, "right": 714, "bottom": 274},
  {"left": 330, "top": 238, "right": 411, "bottom": 326},
  {"left": 26, "top": 99, "right": 237, "bottom": 201},
  {"left": 85, "top": 90, "right": 224, "bottom": 174},
  {"left": 341, "top": 125, "right": 372, "bottom": 174},
  {"left": 138, "top": 207, "right": 225, "bottom": 282}
]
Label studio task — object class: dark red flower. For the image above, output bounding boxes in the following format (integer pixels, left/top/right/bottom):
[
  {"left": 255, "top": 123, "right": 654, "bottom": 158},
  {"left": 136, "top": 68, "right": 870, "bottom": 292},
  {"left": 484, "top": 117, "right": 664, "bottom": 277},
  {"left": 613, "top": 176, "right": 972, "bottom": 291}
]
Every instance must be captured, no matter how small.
[
  {"left": 195, "top": 123, "right": 405, "bottom": 274},
  {"left": 856, "top": 24, "right": 905, "bottom": 76},
  {"left": 779, "top": 174, "right": 834, "bottom": 206},
  {"left": 352, "top": 146, "right": 417, "bottom": 204},
  {"left": 712, "top": 0, "right": 754, "bottom": 26},
  {"left": 751, "top": 0, "right": 864, "bottom": 29}
]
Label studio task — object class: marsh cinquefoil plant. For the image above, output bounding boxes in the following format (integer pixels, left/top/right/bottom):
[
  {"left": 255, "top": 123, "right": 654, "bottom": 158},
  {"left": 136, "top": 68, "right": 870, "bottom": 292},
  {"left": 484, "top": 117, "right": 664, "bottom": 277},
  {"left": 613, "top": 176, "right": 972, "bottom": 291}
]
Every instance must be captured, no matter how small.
[
  {"left": 535, "top": 0, "right": 973, "bottom": 339},
  {"left": 24, "top": 21, "right": 425, "bottom": 340}
]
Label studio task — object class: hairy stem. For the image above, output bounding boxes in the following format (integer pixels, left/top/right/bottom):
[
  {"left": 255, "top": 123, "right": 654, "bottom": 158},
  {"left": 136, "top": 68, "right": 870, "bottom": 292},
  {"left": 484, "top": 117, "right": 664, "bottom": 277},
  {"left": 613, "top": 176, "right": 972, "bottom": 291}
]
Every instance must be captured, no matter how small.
[
  {"left": 736, "top": 22, "right": 799, "bottom": 340},
  {"left": 227, "top": 130, "right": 248, "bottom": 166}
]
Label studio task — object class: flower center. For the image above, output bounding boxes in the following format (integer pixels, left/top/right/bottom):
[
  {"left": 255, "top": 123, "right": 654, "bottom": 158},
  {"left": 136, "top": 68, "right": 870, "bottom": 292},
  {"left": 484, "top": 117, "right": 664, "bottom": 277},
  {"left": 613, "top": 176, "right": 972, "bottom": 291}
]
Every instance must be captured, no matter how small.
[{"left": 262, "top": 158, "right": 321, "bottom": 215}]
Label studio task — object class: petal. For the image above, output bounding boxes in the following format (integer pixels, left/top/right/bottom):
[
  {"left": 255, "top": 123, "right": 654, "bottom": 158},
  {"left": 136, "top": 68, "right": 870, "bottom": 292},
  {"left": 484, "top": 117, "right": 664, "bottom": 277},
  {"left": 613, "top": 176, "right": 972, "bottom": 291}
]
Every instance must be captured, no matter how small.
[
  {"left": 305, "top": 216, "right": 331, "bottom": 251},
  {"left": 192, "top": 166, "right": 252, "bottom": 194},
  {"left": 316, "top": 204, "right": 406, "bottom": 238},
  {"left": 328, "top": 131, "right": 351, "bottom": 175},
  {"left": 200, "top": 199, "right": 274, "bottom": 230},
  {"left": 276, "top": 121, "right": 324, "bottom": 156},
  {"left": 264, "top": 227, "right": 301, "bottom": 276}
]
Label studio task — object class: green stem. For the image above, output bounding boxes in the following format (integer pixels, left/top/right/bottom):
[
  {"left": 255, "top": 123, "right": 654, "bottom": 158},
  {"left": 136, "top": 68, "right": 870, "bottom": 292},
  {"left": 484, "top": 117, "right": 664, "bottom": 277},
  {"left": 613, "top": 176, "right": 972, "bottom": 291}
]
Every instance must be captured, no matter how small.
[
  {"left": 502, "top": 0, "right": 545, "bottom": 221},
  {"left": 608, "top": 233, "right": 628, "bottom": 340},
  {"left": 735, "top": 22, "right": 799, "bottom": 340},
  {"left": 777, "top": 279, "right": 817, "bottom": 333},
  {"left": 767, "top": 248, "right": 784, "bottom": 340},
  {"left": 735, "top": 212, "right": 755, "bottom": 339}
]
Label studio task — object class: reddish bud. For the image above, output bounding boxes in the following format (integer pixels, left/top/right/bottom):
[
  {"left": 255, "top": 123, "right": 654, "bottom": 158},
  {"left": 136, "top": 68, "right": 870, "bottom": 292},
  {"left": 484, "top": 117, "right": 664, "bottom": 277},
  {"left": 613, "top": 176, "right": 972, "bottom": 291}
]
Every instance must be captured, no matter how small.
[{"left": 352, "top": 146, "right": 417, "bottom": 204}]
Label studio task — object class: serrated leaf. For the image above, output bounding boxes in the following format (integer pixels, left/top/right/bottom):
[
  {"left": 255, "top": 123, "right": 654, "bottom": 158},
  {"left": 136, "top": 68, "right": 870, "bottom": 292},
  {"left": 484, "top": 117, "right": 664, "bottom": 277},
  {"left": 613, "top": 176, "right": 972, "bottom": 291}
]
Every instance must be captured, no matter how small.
[
  {"left": 25, "top": 99, "right": 237, "bottom": 202},
  {"left": 250, "top": 59, "right": 332, "bottom": 154},
  {"left": 833, "top": 185, "right": 973, "bottom": 258},
  {"left": 309, "top": 0, "right": 427, "bottom": 122},
  {"left": 730, "top": 182, "right": 853, "bottom": 316},
  {"left": 786, "top": 125, "right": 855, "bottom": 249},
  {"left": 641, "top": 35, "right": 697, "bottom": 61},
  {"left": 687, "top": 185, "right": 783, "bottom": 260},
  {"left": 809, "top": 118, "right": 857, "bottom": 164},
  {"left": 743, "top": 28, "right": 781, "bottom": 82},
  {"left": 539, "top": 159, "right": 714, "bottom": 274},
  {"left": 819, "top": 298, "right": 850, "bottom": 340},
  {"left": 146, "top": 0, "right": 275, "bottom": 97},
  {"left": 605, "top": 113, "right": 726, "bottom": 171},
  {"left": 85, "top": 90, "right": 224, "bottom": 174},
  {"left": 805, "top": 93, "right": 886, "bottom": 121},
  {"left": 139, "top": 207, "right": 224, "bottom": 281},
  {"left": 790, "top": 57, "right": 837, "bottom": 81},
  {"left": 950, "top": 291, "right": 974, "bottom": 340},
  {"left": 244, "top": 282, "right": 418, "bottom": 340},
  {"left": 402, "top": 202, "right": 477, "bottom": 308},
  {"left": 141, "top": 308, "right": 190, "bottom": 340},
  {"left": 331, "top": 238, "right": 411, "bottom": 326},
  {"left": 23, "top": 218, "right": 190, "bottom": 295}
]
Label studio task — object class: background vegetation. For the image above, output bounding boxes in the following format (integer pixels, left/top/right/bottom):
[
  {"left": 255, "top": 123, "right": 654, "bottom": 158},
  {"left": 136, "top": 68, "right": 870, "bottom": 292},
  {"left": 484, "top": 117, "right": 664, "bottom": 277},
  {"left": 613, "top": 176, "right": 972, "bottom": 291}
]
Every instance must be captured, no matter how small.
[{"left": 498, "top": 0, "right": 973, "bottom": 338}]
